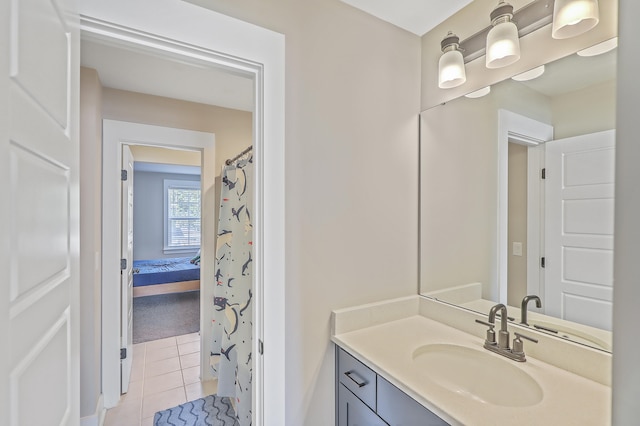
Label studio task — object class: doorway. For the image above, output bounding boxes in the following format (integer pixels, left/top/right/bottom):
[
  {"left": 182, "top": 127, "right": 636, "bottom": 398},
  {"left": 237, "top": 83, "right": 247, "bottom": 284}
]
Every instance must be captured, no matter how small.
[
  {"left": 103, "top": 120, "right": 216, "bottom": 405},
  {"left": 128, "top": 146, "right": 204, "bottom": 344},
  {"left": 80, "top": 4, "right": 286, "bottom": 423}
]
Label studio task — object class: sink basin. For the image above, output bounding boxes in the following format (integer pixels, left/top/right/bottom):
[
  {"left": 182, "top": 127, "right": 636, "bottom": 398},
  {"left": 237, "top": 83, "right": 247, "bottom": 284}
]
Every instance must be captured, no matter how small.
[{"left": 412, "top": 344, "right": 543, "bottom": 407}]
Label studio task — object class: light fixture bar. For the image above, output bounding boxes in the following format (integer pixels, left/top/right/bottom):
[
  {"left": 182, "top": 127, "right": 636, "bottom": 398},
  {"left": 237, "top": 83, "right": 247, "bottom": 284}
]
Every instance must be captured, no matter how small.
[{"left": 460, "top": 0, "right": 555, "bottom": 64}]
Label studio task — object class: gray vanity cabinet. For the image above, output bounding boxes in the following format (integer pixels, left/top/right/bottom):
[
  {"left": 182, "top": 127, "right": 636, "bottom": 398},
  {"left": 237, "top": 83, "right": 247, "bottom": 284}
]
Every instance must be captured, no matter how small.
[
  {"left": 336, "top": 347, "right": 449, "bottom": 426},
  {"left": 338, "top": 383, "right": 388, "bottom": 426},
  {"left": 377, "top": 377, "right": 448, "bottom": 426}
]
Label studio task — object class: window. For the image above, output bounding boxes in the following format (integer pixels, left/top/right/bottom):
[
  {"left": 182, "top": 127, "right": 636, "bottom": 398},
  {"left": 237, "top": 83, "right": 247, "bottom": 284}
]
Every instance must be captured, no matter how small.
[{"left": 164, "top": 179, "right": 201, "bottom": 250}]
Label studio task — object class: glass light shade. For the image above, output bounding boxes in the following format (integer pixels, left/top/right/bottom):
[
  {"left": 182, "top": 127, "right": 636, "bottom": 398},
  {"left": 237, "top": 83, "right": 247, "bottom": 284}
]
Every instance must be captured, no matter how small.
[
  {"left": 512, "top": 65, "right": 545, "bottom": 81},
  {"left": 486, "top": 20, "right": 521, "bottom": 69},
  {"left": 552, "top": 0, "right": 599, "bottom": 39},
  {"left": 464, "top": 86, "right": 491, "bottom": 98},
  {"left": 577, "top": 37, "right": 617, "bottom": 56},
  {"left": 438, "top": 49, "right": 466, "bottom": 89}
]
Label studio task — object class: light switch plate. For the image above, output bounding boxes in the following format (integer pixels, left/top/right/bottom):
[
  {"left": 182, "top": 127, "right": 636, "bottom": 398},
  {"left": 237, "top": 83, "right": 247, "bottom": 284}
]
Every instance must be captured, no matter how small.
[{"left": 513, "top": 242, "right": 523, "bottom": 256}]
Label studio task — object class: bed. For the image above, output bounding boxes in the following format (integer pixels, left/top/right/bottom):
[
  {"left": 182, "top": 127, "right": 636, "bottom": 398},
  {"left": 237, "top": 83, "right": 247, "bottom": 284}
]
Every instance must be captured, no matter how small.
[{"left": 133, "top": 257, "right": 200, "bottom": 297}]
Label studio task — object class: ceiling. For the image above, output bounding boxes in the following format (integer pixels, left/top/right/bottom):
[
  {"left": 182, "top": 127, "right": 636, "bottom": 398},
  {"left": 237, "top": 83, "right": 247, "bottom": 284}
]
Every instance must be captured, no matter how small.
[
  {"left": 81, "top": 39, "right": 254, "bottom": 112},
  {"left": 81, "top": 2, "right": 473, "bottom": 110},
  {"left": 340, "top": 0, "right": 473, "bottom": 36}
]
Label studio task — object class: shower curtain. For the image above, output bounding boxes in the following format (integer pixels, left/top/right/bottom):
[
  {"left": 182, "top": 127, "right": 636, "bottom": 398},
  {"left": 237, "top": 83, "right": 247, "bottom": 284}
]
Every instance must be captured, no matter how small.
[{"left": 211, "top": 154, "right": 253, "bottom": 426}]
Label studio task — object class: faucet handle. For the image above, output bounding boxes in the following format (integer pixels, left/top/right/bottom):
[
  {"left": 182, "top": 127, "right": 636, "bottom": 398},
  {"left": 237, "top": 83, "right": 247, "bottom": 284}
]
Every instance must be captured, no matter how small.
[
  {"left": 475, "top": 319, "right": 494, "bottom": 328},
  {"left": 475, "top": 319, "right": 496, "bottom": 345},
  {"left": 512, "top": 332, "right": 538, "bottom": 358},
  {"left": 514, "top": 332, "right": 538, "bottom": 343}
]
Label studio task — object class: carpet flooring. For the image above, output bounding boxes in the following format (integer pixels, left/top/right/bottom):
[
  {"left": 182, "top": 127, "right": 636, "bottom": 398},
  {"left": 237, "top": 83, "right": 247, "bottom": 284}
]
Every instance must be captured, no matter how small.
[
  {"left": 133, "top": 291, "right": 200, "bottom": 344},
  {"left": 154, "top": 394, "right": 239, "bottom": 426}
]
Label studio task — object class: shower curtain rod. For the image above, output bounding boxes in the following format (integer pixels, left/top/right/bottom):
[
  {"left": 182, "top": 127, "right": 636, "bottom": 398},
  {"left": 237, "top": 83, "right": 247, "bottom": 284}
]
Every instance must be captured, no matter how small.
[{"left": 225, "top": 145, "right": 253, "bottom": 165}]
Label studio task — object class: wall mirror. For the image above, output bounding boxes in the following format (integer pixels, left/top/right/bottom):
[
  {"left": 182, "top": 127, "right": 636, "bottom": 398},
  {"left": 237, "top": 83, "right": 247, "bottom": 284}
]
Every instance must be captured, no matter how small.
[{"left": 419, "top": 38, "right": 617, "bottom": 352}]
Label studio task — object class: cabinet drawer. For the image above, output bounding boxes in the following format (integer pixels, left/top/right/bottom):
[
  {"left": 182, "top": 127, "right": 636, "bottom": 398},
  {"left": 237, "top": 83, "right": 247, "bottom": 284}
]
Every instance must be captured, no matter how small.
[
  {"left": 377, "top": 377, "right": 449, "bottom": 426},
  {"left": 337, "top": 348, "right": 377, "bottom": 410}
]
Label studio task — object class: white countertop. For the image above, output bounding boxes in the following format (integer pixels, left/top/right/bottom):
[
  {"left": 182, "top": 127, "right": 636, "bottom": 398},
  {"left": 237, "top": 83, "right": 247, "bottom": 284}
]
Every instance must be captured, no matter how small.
[{"left": 332, "top": 314, "right": 611, "bottom": 425}]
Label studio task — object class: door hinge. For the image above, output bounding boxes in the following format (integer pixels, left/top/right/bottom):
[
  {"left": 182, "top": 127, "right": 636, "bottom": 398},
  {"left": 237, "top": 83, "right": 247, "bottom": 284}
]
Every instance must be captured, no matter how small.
[
  {"left": 541, "top": 168, "right": 546, "bottom": 179},
  {"left": 120, "top": 348, "right": 127, "bottom": 360},
  {"left": 541, "top": 257, "right": 546, "bottom": 268},
  {"left": 258, "top": 339, "right": 264, "bottom": 355},
  {"left": 120, "top": 258, "right": 127, "bottom": 270},
  {"left": 121, "top": 169, "right": 128, "bottom": 181}
]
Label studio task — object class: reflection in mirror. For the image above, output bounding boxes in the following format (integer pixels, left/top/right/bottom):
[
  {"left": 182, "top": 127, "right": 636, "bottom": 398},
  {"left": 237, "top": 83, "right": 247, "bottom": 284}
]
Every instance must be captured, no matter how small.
[{"left": 419, "top": 40, "right": 617, "bottom": 352}]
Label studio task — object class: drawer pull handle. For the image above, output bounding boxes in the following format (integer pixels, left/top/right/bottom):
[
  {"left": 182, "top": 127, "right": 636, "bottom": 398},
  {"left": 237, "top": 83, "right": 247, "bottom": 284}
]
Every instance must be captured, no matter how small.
[{"left": 344, "top": 370, "right": 367, "bottom": 388}]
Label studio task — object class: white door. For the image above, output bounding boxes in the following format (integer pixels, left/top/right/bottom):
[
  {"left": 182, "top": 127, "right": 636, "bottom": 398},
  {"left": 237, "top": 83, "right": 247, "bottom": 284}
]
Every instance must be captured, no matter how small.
[
  {"left": 121, "top": 145, "right": 134, "bottom": 393},
  {"left": 544, "top": 130, "right": 615, "bottom": 330},
  {"left": 1, "top": 0, "right": 80, "bottom": 424}
]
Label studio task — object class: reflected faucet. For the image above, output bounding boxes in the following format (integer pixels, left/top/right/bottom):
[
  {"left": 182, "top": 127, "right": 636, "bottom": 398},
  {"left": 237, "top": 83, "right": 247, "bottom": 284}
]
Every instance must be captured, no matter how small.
[{"left": 521, "top": 295, "right": 542, "bottom": 326}]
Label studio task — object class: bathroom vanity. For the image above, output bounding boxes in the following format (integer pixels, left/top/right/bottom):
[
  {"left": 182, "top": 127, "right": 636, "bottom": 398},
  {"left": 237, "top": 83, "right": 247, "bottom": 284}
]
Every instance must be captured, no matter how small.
[
  {"left": 337, "top": 347, "right": 447, "bottom": 425},
  {"left": 332, "top": 296, "right": 611, "bottom": 426}
]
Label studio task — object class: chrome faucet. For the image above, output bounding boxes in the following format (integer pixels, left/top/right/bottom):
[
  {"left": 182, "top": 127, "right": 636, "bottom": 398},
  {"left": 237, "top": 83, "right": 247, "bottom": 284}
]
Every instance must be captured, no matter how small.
[
  {"left": 520, "top": 295, "right": 542, "bottom": 326},
  {"left": 489, "top": 303, "right": 510, "bottom": 349},
  {"left": 475, "top": 303, "right": 538, "bottom": 362}
]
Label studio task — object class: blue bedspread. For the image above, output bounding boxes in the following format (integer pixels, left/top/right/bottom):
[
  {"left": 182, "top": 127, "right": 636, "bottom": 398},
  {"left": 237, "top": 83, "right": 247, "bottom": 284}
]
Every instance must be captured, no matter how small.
[{"left": 133, "top": 257, "right": 200, "bottom": 287}]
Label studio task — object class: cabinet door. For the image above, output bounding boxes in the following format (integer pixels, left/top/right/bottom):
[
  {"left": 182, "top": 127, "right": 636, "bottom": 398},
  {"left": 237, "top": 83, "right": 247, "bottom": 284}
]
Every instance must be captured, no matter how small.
[
  {"left": 377, "top": 377, "right": 449, "bottom": 426},
  {"left": 338, "top": 384, "right": 388, "bottom": 426}
]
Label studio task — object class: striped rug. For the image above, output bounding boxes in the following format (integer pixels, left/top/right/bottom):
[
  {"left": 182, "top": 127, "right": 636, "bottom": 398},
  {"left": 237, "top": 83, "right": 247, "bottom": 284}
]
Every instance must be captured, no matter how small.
[{"left": 154, "top": 394, "right": 239, "bottom": 426}]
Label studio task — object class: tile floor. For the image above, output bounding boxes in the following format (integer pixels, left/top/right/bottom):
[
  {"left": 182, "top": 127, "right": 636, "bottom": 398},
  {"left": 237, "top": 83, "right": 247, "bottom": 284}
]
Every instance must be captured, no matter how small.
[{"left": 104, "top": 332, "right": 218, "bottom": 426}]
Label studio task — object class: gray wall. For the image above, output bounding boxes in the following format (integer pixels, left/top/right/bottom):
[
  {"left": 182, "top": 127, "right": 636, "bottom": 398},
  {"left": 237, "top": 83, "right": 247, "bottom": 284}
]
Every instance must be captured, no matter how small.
[
  {"left": 613, "top": 0, "right": 640, "bottom": 422},
  {"left": 79, "top": 67, "right": 103, "bottom": 418},
  {"left": 186, "top": 1, "right": 422, "bottom": 424},
  {"left": 133, "top": 170, "right": 200, "bottom": 260}
]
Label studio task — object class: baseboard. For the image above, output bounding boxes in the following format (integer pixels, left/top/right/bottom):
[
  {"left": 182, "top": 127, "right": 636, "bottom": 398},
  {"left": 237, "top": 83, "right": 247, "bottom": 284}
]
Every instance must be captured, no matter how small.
[{"left": 81, "top": 394, "right": 106, "bottom": 426}]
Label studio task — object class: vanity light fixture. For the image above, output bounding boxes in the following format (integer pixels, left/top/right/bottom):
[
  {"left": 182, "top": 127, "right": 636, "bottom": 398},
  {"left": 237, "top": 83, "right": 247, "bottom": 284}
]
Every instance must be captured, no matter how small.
[
  {"left": 464, "top": 86, "right": 491, "bottom": 98},
  {"left": 437, "top": 0, "right": 602, "bottom": 90},
  {"left": 486, "top": 1, "right": 520, "bottom": 69},
  {"left": 438, "top": 31, "right": 467, "bottom": 89},
  {"left": 512, "top": 65, "right": 545, "bottom": 81},
  {"left": 552, "top": 0, "right": 600, "bottom": 39},
  {"left": 577, "top": 37, "right": 617, "bottom": 56}
]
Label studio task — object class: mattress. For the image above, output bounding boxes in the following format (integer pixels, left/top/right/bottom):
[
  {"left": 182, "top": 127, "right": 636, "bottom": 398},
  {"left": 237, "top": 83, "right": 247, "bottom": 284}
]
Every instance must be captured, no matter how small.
[{"left": 133, "top": 257, "right": 200, "bottom": 287}]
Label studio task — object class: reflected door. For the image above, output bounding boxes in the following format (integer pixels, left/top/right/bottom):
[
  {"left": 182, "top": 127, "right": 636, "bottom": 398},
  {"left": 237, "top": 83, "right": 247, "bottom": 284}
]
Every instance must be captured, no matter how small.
[
  {"left": 544, "top": 130, "right": 615, "bottom": 330},
  {"left": 121, "top": 145, "right": 134, "bottom": 393}
]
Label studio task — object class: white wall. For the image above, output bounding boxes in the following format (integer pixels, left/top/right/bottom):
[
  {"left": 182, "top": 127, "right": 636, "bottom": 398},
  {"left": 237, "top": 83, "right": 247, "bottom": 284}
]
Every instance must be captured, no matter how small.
[
  {"left": 185, "top": 1, "right": 422, "bottom": 424},
  {"left": 102, "top": 88, "right": 252, "bottom": 177},
  {"left": 130, "top": 145, "right": 201, "bottom": 167},
  {"left": 612, "top": 0, "right": 640, "bottom": 422},
  {"left": 420, "top": 82, "right": 551, "bottom": 298},
  {"left": 133, "top": 171, "right": 201, "bottom": 260},
  {"left": 552, "top": 79, "right": 616, "bottom": 140},
  {"left": 507, "top": 143, "right": 528, "bottom": 307}
]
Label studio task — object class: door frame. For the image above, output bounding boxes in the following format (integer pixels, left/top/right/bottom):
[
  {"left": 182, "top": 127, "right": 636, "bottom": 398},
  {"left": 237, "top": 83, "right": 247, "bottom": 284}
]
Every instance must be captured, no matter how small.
[
  {"left": 81, "top": 3, "right": 286, "bottom": 424},
  {"left": 496, "top": 110, "right": 553, "bottom": 304},
  {"left": 102, "top": 121, "right": 214, "bottom": 408}
]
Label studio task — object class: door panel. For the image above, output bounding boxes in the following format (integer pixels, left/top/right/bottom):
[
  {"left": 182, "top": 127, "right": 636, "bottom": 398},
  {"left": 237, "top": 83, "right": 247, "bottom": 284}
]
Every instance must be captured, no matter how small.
[
  {"left": 2, "top": 0, "right": 79, "bottom": 424},
  {"left": 12, "top": 0, "right": 70, "bottom": 127},
  {"left": 121, "top": 145, "right": 134, "bottom": 393},
  {"left": 544, "top": 130, "right": 615, "bottom": 330}
]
